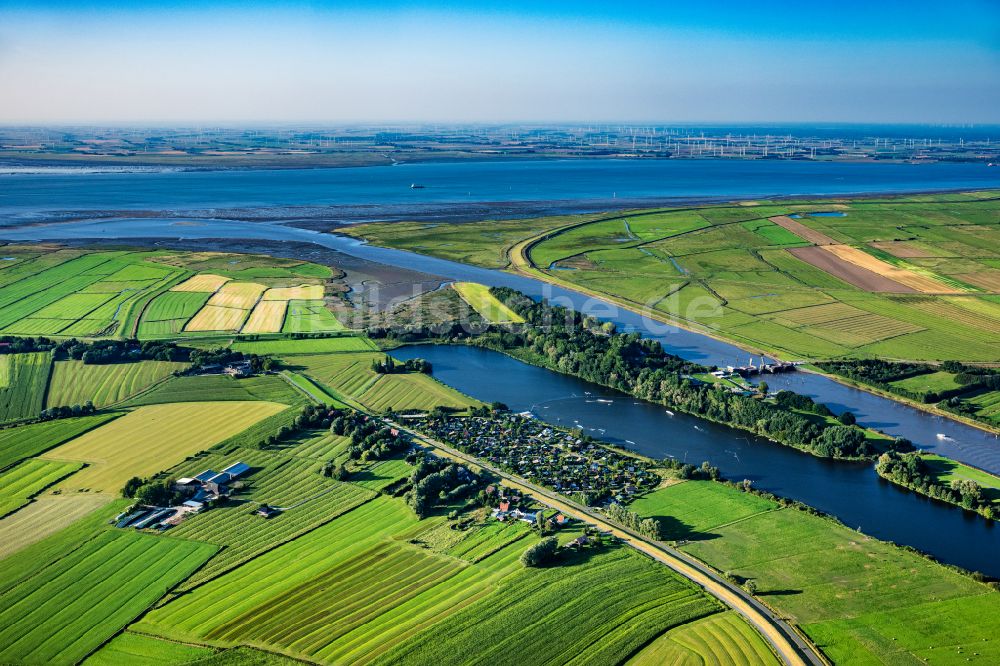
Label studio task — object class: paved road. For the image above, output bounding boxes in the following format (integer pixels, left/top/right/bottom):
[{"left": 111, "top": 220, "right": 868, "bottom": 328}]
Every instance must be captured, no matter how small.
[{"left": 393, "top": 420, "right": 827, "bottom": 666}]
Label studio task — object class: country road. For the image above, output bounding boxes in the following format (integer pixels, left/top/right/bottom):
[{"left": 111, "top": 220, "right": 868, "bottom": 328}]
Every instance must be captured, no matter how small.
[{"left": 392, "top": 420, "right": 827, "bottom": 666}]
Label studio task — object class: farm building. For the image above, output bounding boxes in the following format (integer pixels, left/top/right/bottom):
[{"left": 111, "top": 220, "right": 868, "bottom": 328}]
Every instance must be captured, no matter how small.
[
  {"left": 256, "top": 504, "right": 280, "bottom": 518},
  {"left": 181, "top": 461, "right": 251, "bottom": 498}
]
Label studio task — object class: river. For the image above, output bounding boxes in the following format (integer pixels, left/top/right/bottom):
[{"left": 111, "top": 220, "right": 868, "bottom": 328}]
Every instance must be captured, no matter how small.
[{"left": 392, "top": 344, "right": 1000, "bottom": 577}]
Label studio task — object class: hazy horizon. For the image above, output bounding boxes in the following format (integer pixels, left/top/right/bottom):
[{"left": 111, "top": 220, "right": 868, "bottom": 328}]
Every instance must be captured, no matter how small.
[{"left": 1, "top": 0, "right": 998, "bottom": 125}]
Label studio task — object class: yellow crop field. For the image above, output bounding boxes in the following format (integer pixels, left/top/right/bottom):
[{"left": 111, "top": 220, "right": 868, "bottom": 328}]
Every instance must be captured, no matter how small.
[
  {"left": 242, "top": 301, "right": 288, "bottom": 333},
  {"left": 185, "top": 305, "right": 249, "bottom": 331},
  {"left": 821, "top": 245, "right": 963, "bottom": 293},
  {"left": 171, "top": 274, "right": 231, "bottom": 292},
  {"left": 41, "top": 401, "right": 285, "bottom": 493},
  {"left": 208, "top": 282, "right": 267, "bottom": 309},
  {"left": 263, "top": 284, "right": 324, "bottom": 301},
  {"left": 453, "top": 282, "right": 525, "bottom": 323}
]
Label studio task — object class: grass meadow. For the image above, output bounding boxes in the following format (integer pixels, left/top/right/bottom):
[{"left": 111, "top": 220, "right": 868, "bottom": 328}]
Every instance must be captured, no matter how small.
[
  {"left": 232, "top": 335, "right": 373, "bottom": 355},
  {"left": 635, "top": 482, "right": 1000, "bottom": 664}
]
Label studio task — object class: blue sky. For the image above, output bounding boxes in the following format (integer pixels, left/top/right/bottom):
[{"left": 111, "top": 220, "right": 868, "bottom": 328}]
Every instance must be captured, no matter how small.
[{"left": 0, "top": 0, "right": 997, "bottom": 123}]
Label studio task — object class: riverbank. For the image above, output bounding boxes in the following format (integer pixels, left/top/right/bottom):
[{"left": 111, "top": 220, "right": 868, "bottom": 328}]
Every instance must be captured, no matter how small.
[
  {"left": 876, "top": 450, "right": 1000, "bottom": 520},
  {"left": 812, "top": 367, "right": 1000, "bottom": 437}
]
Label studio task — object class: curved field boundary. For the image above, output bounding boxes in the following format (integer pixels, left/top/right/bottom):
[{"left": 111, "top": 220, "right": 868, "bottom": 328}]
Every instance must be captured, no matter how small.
[{"left": 628, "top": 611, "right": 781, "bottom": 665}]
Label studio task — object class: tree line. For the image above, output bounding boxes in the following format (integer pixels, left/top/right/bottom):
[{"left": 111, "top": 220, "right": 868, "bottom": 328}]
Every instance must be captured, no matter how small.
[{"left": 876, "top": 451, "right": 995, "bottom": 519}]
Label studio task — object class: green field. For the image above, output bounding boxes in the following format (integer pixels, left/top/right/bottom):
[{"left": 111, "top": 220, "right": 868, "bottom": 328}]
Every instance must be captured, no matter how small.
[
  {"left": 888, "top": 370, "right": 965, "bottom": 394},
  {"left": 632, "top": 481, "right": 1000, "bottom": 664},
  {"left": 922, "top": 454, "right": 1000, "bottom": 505},
  {"left": 0, "top": 529, "right": 216, "bottom": 665},
  {"left": 359, "top": 371, "right": 481, "bottom": 412},
  {"left": 138, "top": 291, "right": 211, "bottom": 337},
  {"left": 0, "top": 495, "right": 114, "bottom": 559},
  {"left": 0, "top": 251, "right": 188, "bottom": 338},
  {"left": 290, "top": 352, "right": 480, "bottom": 412},
  {"left": 349, "top": 194, "right": 1000, "bottom": 361},
  {"left": 0, "top": 412, "right": 120, "bottom": 470},
  {"left": 0, "top": 458, "right": 83, "bottom": 517},
  {"left": 0, "top": 248, "right": 341, "bottom": 340},
  {"left": 281, "top": 370, "right": 350, "bottom": 406},
  {"left": 46, "top": 359, "right": 188, "bottom": 408},
  {"left": 965, "top": 389, "right": 1000, "bottom": 427},
  {"left": 138, "top": 494, "right": 723, "bottom": 666},
  {"left": 348, "top": 457, "right": 413, "bottom": 491},
  {"left": 628, "top": 481, "right": 775, "bottom": 541},
  {"left": 232, "top": 335, "right": 374, "bottom": 355},
  {"left": 0, "top": 353, "right": 52, "bottom": 424},
  {"left": 452, "top": 282, "right": 525, "bottom": 323}
]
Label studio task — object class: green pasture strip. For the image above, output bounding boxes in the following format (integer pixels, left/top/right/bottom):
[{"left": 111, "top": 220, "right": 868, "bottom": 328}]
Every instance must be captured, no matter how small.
[
  {"left": 627, "top": 611, "right": 780, "bottom": 666},
  {"left": 0, "top": 495, "right": 115, "bottom": 561},
  {"left": 0, "top": 253, "right": 128, "bottom": 329},
  {"left": 281, "top": 370, "right": 348, "bottom": 407},
  {"left": 373, "top": 545, "right": 719, "bottom": 666},
  {"left": 888, "top": 370, "right": 965, "bottom": 395},
  {"left": 348, "top": 457, "right": 413, "bottom": 492},
  {"left": 135, "top": 496, "right": 418, "bottom": 639},
  {"left": 921, "top": 454, "right": 1000, "bottom": 505},
  {"left": 281, "top": 299, "right": 346, "bottom": 333},
  {"left": 741, "top": 219, "right": 811, "bottom": 246},
  {"left": 0, "top": 352, "right": 52, "bottom": 424},
  {"left": 358, "top": 372, "right": 482, "bottom": 412},
  {"left": 46, "top": 360, "right": 189, "bottom": 409},
  {"left": 0, "top": 412, "right": 122, "bottom": 471},
  {"left": 233, "top": 335, "right": 373, "bottom": 355},
  {"left": 0, "top": 458, "right": 83, "bottom": 517},
  {"left": 122, "top": 374, "right": 300, "bottom": 408},
  {"left": 629, "top": 481, "right": 776, "bottom": 541},
  {"left": 84, "top": 632, "right": 215, "bottom": 666},
  {"left": 140, "top": 290, "right": 212, "bottom": 325}
]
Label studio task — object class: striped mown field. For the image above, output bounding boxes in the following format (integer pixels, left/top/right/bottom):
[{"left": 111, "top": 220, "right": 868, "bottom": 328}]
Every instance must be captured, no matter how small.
[
  {"left": 45, "top": 360, "right": 188, "bottom": 408},
  {"left": 0, "top": 530, "right": 216, "bottom": 665},
  {"left": 41, "top": 401, "right": 286, "bottom": 493}
]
